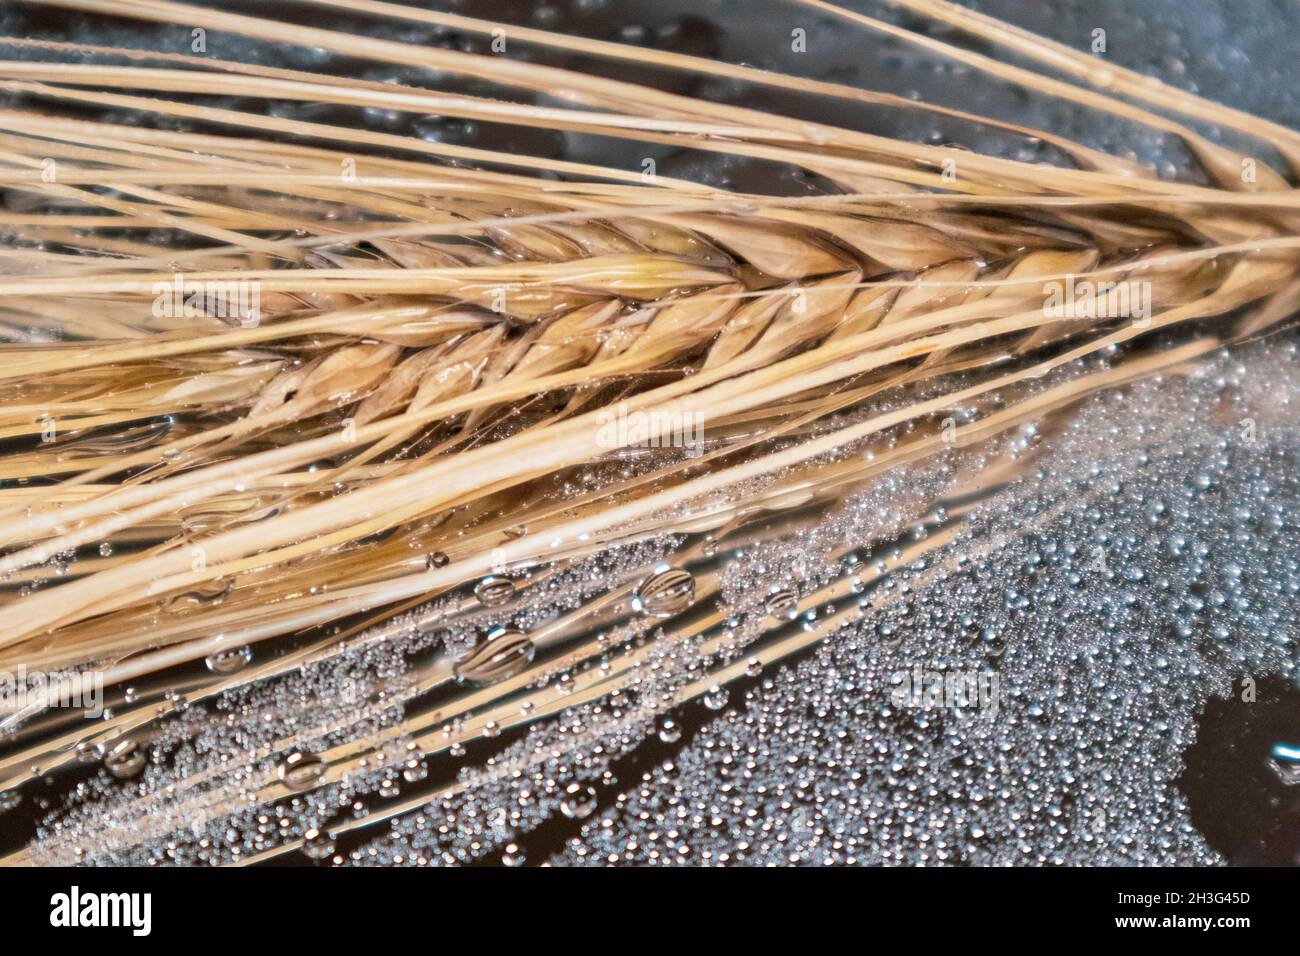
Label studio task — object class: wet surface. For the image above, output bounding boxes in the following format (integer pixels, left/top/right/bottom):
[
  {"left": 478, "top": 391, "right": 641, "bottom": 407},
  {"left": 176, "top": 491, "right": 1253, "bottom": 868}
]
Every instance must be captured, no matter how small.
[{"left": 1181, "top": 676, "right": 1300, "bottom": 865}]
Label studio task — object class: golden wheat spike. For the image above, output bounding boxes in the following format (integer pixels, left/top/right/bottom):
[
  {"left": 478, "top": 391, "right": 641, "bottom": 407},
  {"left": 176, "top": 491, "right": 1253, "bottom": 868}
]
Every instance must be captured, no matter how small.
[{"left": 0, "top": 0, "right": 1297, "bottom": 868}]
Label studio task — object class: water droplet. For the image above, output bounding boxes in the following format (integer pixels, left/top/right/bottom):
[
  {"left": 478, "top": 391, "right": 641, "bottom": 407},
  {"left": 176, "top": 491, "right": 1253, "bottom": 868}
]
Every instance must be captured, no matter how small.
[
  {"left": 560, "top": 782, "right": 598, "bottom": 819},
  {"left": 205, "top": 644, "right": 253, "bottom": 675},
  {"left": 632, "top": 565, "right": 695, "bottom": 618},
  {"left": 278, "top": 751, "right": 326, "bottom": 791},
  {"left": 164, "top": 577, "right": 232, "bottom": 613},
  {"left": 474, "top": 575, "right": 516, "bottom": 608},
  {"left": 502, "top": 843, "right": 526, "bottom": 867},
  {"left": 1268, "top": 742, "right": 1300, "bottom": 785},
  {"left": 426, "top": 551, "right": 450, "bottom": 570},
  {"left": 104, "top": 739, "right": 146, "bottom": 779},
  {"left": 703, "top": 685, "right": 729, "bottom": 711},
  {"left": 657, "top": 716, "right": 681, "bottom": 743},
  {"left": 765, "top": 587, "right": 799, "bottom": 620},
  {"left": 302, "top": 827, "right": 335, "bottom": 860},
  {"left": 454, "top": 627, "right": 535, "bottom": 684},
  {"left": 72, "top": 418, "right": 173, "bottom": 454}
]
